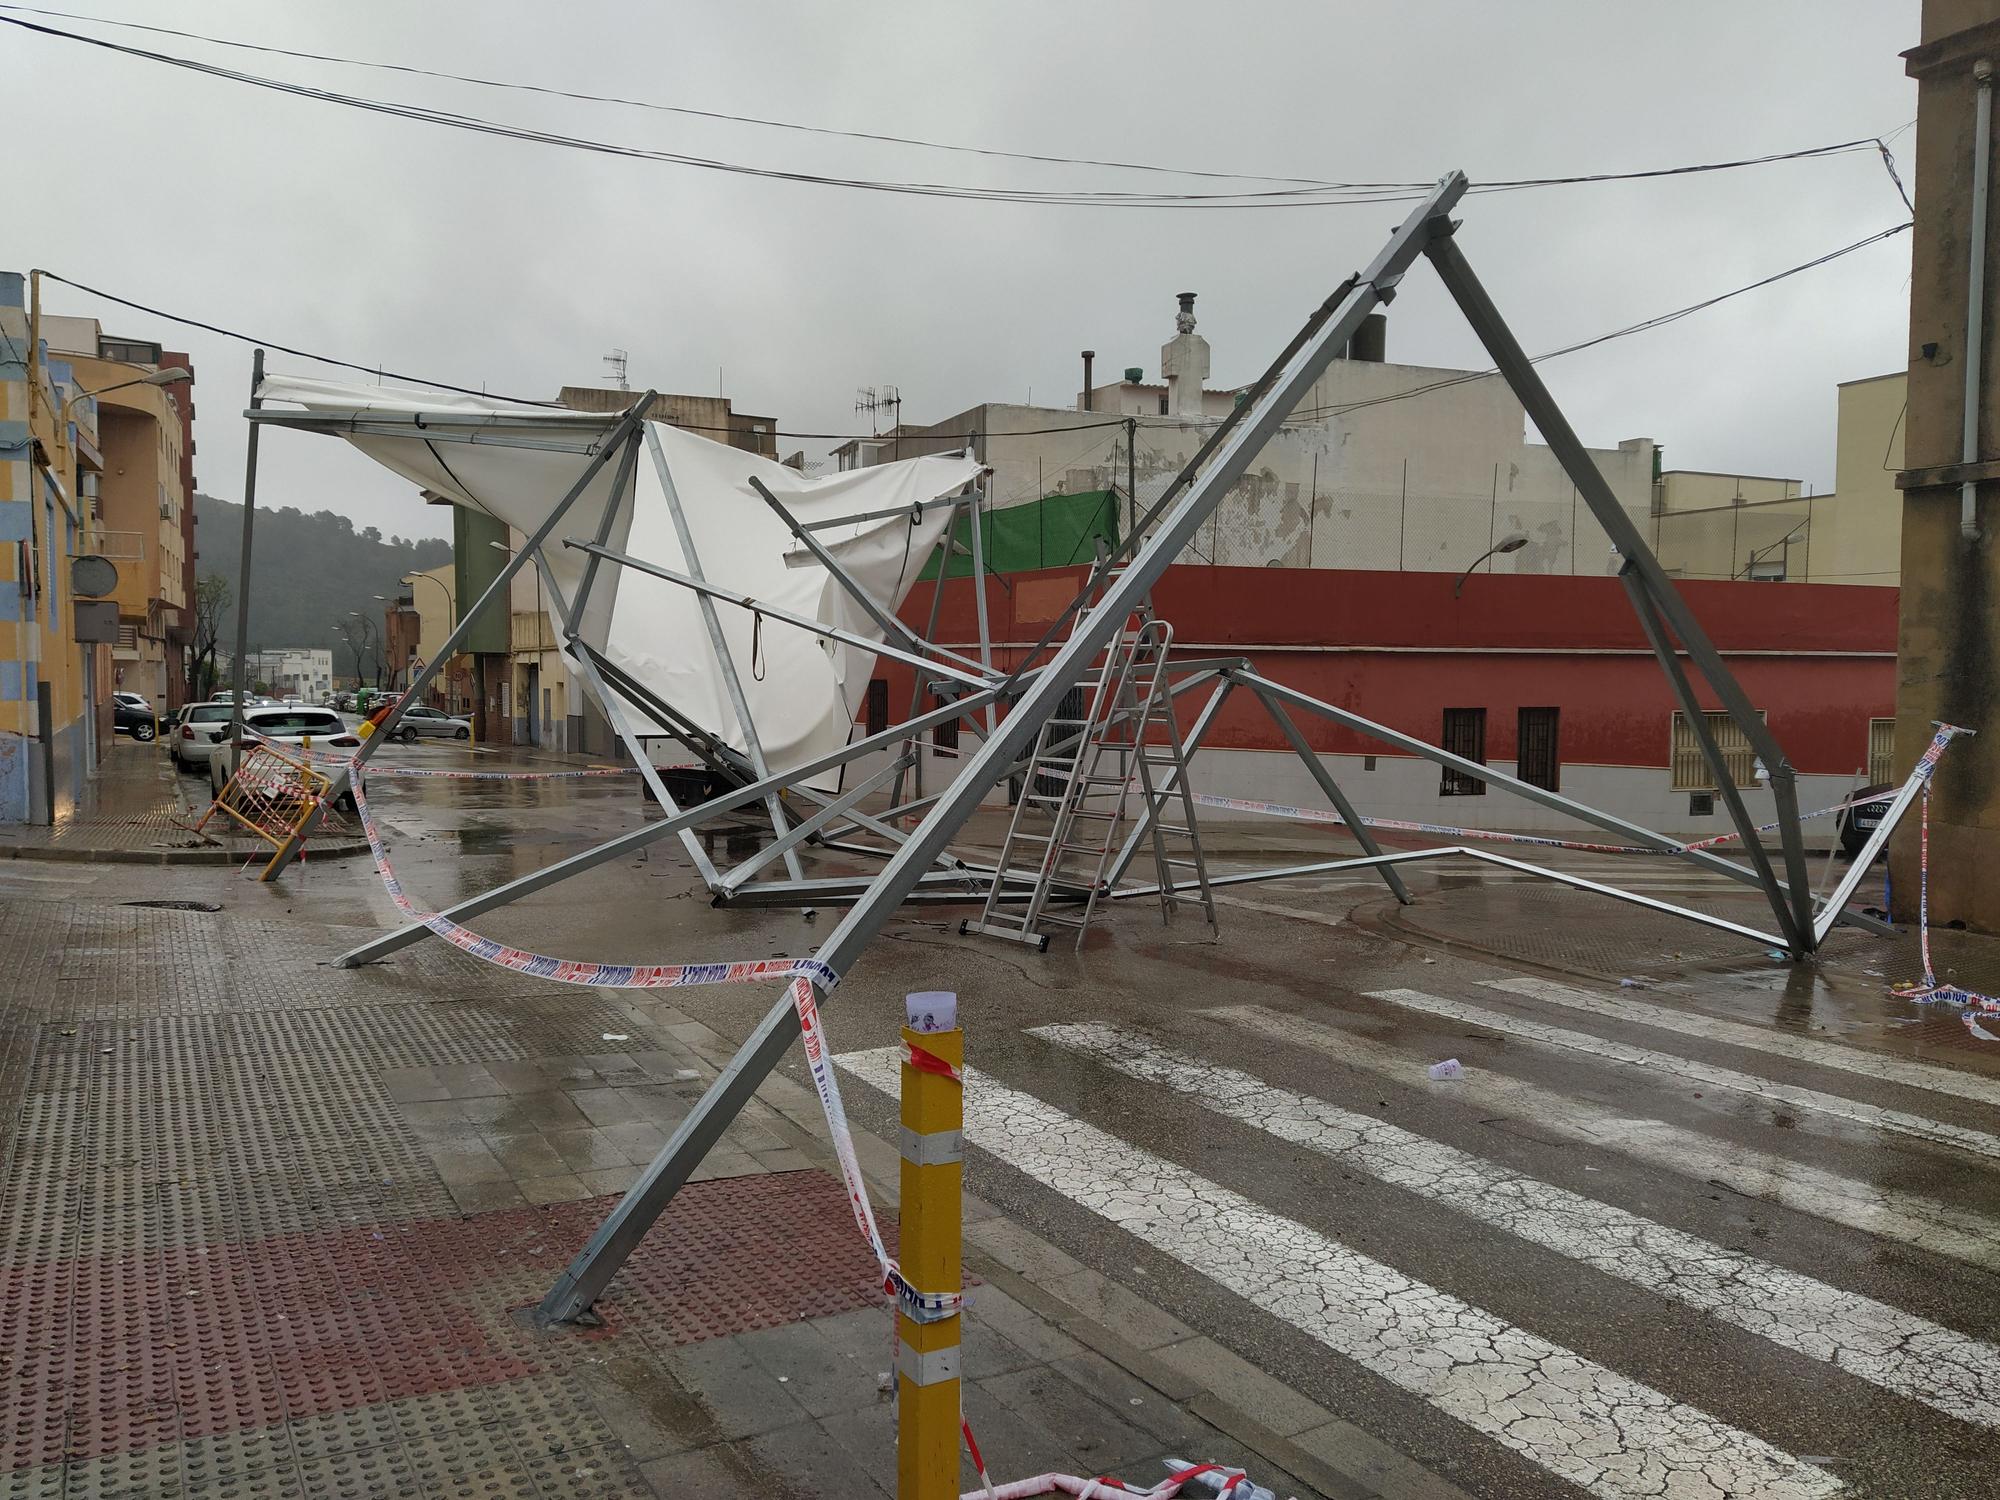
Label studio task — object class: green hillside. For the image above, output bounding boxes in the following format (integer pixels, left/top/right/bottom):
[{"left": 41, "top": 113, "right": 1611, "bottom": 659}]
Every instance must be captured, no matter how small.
[{"left": 193, "top": 493, "right": 451, "bottom": 656}]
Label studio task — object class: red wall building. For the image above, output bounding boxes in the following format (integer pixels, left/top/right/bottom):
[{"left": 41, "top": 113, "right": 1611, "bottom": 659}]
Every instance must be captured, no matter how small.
[{"left": 872, "top": 565, "right": 1897, "bottom": 838}]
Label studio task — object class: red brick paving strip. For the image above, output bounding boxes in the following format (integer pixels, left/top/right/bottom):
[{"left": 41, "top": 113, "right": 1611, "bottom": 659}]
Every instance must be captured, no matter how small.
[{"left": 2, "top": 1170, "right": 892, "bottom": 1470}]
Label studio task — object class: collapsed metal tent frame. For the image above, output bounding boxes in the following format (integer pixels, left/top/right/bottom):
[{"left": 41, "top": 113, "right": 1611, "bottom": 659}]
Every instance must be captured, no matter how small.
[{"left": 234, "top": 171, "right": 1899, "bottom": 1325}]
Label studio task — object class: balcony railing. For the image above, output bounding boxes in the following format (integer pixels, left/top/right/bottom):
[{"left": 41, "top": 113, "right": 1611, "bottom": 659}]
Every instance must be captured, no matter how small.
[{"left": 88, "top": 531, "right": 146, "bottom": 561}]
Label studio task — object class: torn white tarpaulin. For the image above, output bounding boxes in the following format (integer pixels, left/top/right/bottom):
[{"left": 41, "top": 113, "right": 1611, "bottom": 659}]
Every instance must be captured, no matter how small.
[{"left": 255, "top": 376, "right": 982, "bottom": 784}]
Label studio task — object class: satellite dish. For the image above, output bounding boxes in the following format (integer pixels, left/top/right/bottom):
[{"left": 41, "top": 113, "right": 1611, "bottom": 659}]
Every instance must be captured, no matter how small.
[{"left": 71, "top": 555, "right": 119, "bottom": 598}]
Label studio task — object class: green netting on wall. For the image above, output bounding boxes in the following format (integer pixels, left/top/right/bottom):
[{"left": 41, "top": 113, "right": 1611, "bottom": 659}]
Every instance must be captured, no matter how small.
[{"left": 917, "top": 490, "right": 1122, "bottom": 580}]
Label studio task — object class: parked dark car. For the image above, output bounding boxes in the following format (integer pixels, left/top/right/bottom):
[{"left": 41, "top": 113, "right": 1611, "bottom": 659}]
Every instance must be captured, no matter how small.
[
  {"left": 1836, "top": 783, "right": 1894, "bottom": 860},
  {"left": 112, "top": 698, "right": 158, "bottom": 742}
]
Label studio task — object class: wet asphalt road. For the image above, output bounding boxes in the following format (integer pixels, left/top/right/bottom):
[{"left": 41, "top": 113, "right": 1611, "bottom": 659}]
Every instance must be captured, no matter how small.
[{"left": 108, "top": 745, "right": 2000, "bottom": 1498}]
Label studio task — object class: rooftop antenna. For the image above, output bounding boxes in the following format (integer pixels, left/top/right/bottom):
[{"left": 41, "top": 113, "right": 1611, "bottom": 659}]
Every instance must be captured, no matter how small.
[
  {"left": 604, "top": 349, "right": 629, "bottom": 390},
  {"left": 855, "top": 384, "right": 901, "bottom": 435}
]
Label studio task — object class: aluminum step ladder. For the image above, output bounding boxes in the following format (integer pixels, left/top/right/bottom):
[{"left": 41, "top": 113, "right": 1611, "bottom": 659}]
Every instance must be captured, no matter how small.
[{"left": 961, "top": 614, "right": 1217, "bottom": 952}]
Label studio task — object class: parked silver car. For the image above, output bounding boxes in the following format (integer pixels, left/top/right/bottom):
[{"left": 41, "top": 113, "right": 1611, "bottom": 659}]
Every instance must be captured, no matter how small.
[{"left": 387, "top": 704, "right": 473, "bottom": 742}]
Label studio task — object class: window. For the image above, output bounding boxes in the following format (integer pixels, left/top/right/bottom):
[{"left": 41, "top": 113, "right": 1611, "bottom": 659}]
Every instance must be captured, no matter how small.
[
  {"left": 1746, "top": 559, "right": 1787, "bottom": 582},
  {"left": 1669, "top": 709, "right": 1765, "bottom": 791},
  {"left": 1516, "top": 707, "right": 1560, "bottom": 792},
  {"left": 932, "top": 709, "right": 958, "bottom": 751},
  {"left": 1868, "top": 718, "right": 1896, "bottom": 785},
  {"left": 1440, "top": 708, "right": 1487, "bottom": 796},
  {"left": 864, "top": 678, "right": 889, "bottom": 737},
  {"left": 1156, "top": 394, "right": 1169, "bottom": 415}
]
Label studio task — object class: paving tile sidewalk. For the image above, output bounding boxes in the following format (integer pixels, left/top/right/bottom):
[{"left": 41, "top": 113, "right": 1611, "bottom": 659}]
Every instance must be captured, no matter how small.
[
  {"left": 0, "top": 739, "right": 368, "bottom": 865},
  {"left": 0, "top": 884, "right": 1419, "bottom": 1500}
]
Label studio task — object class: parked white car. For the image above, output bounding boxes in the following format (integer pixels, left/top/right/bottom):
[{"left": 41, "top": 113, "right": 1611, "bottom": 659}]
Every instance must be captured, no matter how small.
[
  {"left": 171, "top": 701, "right": 240, "bottom": 769},
  {"left": 203, "top": 705, "right": 362, "bottom": 802},
  {"left": 385, "top": 704, "right": 473, "bottom": 742}
]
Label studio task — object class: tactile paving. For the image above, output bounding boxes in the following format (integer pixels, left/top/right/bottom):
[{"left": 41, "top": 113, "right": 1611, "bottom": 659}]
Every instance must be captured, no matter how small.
[{"left": 1, "top": 1169, "right": 887, "bottom": 1480}]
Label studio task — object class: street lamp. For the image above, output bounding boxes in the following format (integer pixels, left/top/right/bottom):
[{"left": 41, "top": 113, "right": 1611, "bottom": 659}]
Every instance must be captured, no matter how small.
[
  {"left": 1453, "top": 530, "right": 1529, "bottom": 597},
  {"left": 59, "top": 366, "right": 191, "bottom": 425},
  {"left": 402, "top": 571, "right": 455, "bottom": 606}
]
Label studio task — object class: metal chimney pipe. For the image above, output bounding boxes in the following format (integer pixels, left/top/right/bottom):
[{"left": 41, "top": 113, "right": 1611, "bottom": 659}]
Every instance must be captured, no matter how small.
[{"left": 1081, "top": 350, "right": 1096, "bottom": 411}]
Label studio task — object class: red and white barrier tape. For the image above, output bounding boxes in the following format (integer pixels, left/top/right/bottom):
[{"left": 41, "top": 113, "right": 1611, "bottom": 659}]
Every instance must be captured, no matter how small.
[
  {"left": 301, "top": 746, "right": 639, "bottom": 782},
  {"left": 1885, "top": 726, "right": 1999, "bottom": 1038},
  {"left": 344, "top": 761, "right": 835, "bottom": 992}
]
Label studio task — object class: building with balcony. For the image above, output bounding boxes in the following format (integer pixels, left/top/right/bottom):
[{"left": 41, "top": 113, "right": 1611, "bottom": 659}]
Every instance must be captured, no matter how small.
[{"left": 44, "top": 317, "right": 192, "bottom": 713}]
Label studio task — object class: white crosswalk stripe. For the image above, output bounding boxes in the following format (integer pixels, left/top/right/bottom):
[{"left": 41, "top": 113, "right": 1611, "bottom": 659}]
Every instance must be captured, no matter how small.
[
  {"left": 836, "top": 1046, "right": 1842, "bottom": 1500},
  {"left": 1483, "top": 976, "right": 2000, "bottom": 1110},
  {"left": 1032, "top": 1020, "right": 2000, "bottom": 1430},
  {"left": 1365, "top": 987, "right": 2000, "bottom": 1162},
  {"left": 1214, "top": 1002, "right": 2000, "bottom": 1271}
]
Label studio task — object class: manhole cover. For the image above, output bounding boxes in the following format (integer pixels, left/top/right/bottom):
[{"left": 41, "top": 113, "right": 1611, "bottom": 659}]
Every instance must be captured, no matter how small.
[{"left": 120, "top": 899, "right": 222, "bottom": 912}]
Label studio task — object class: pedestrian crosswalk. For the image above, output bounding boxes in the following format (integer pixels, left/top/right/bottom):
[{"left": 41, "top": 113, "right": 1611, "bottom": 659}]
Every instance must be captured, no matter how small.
[
  {"left": 1366, "top": 986, "right": 2000, "bottom": 1161},
  {"left": 1028, "top": 1021, "right": 2000, "bottom": 1431},
  {"left": 1216, "top": 1002, "right": 2000, "bottom": 1272},
  {"left": 836, "top": 1048, "right": 1842, "bottom": 1500},
  {"left": 834, "top": 972, "right": 2000, "bottom": 1498}
]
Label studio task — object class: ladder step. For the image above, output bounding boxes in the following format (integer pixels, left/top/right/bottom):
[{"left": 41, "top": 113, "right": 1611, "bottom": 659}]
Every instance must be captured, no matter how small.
[{"left": 959, "top": 919, "right": 1052, "bottom": 951}]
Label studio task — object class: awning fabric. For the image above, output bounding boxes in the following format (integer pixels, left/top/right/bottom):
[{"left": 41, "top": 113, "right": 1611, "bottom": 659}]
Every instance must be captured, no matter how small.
[{"left": 256, "top": 376, "right": 982, "bottom": 783}]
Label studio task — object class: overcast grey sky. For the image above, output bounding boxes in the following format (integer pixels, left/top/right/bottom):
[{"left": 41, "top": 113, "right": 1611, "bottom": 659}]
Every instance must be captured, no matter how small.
[{"left": 9, "top": 1, "right": 1919, "bottom": 542}]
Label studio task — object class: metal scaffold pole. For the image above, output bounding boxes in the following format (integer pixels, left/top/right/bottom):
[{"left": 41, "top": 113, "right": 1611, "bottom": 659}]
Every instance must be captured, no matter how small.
[{"left": 537, "top": 173, "right": 1474, "bottom": 1324}]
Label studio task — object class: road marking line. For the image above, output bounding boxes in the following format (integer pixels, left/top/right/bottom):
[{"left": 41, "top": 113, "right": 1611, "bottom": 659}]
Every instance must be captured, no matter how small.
[
  {"left": 1366, "top": 987, "right": 2000, "bottom": 1163},
  {"left": 1484, "top": 976, "right": 2000, "bottom": 1111},
  {"left": 1214, "top": 1003, "right": 2000, "bottom": 1272},
  {"left": 1034, "top": 1021, "right": 2000, "bottom": 1430},
  {"left": 836, "top": 1047, "right": 1842, "bottom": 1500}
]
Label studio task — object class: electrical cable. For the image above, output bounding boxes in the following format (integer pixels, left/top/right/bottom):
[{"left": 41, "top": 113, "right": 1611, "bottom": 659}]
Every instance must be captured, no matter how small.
[
  {"left": 1280, "top": 220, "right": 1914, "bottom": 427},
  {"left": 0, "top": 11, "right": 1904, "bottom": 212},
  {"left": 39, "top": 219, "right": 1911, "bottom": 447}
]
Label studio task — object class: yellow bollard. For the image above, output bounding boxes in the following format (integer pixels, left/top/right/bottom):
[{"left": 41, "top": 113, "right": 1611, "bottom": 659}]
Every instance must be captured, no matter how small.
[{"left": 898, "top": 994, "right": 962, "bottom": 1500}]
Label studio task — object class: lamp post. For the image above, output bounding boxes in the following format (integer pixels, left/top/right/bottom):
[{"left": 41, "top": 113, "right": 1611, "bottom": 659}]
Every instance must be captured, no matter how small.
[
  {"left": 58, "top": 366, "right": 191, "bottom": 428},
  {"left": 1453, "top": 530, "right": 1529, "bottom": 597},
  {"left": 399, "top": 572, "right": 457, "bottom": 707}
]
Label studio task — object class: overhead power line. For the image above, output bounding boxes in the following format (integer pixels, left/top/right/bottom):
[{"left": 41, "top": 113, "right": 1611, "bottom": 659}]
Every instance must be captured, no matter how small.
[
  {"left": 1, "top": 10, "right": 1904, "bottom": 211},
  {"left": 1281, "top": 221, "right": 1914, "bottom": 427},
  {"left": 36, "top": 219, "right": 1912, "bottom": 443}
]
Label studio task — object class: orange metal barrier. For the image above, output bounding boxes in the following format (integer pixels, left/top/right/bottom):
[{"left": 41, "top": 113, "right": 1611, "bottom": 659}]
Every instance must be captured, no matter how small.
[{"left": 195, "top": 743, "right": 335, "bottom": 877}]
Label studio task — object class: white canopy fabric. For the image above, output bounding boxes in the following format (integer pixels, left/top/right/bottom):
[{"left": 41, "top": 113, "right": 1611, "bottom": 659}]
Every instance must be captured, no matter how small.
[{"left": 258, "top": 376, "right": 982, "bottom": 783}]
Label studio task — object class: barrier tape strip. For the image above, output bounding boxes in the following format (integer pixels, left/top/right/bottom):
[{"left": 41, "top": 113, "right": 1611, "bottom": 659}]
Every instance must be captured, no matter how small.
[
  {"left": 1886, "top": 726, "right": 1999, "bottom": 1036},
  {"left": 1189, "top": 787, "right": 1895, "bottom": 857},
  {"left": 300, "top": 746, "right": 640, "bottom": 782},
  {"left": 907, "top": 1039, "right": 965, "bottom": 1082},
  {"left": 344, "top": 761, "right": 836, "bottom": 992}
]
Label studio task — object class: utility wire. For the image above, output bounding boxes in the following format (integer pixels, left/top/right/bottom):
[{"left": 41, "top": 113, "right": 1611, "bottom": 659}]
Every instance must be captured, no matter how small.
[
  {"left": 39, "top": 219, "right": 1913, "bottom": 443},
  {"left": 1280, "top": 220, "right": 1914, "bottom": 426},
  {"left": 1, "top": 11, "right": 1903, "bottom": 211}
]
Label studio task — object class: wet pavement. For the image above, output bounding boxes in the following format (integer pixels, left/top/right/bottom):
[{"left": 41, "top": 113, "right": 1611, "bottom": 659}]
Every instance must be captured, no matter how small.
[{"left": 5, "top": 747, "right": 2000, "bottom": 1497}]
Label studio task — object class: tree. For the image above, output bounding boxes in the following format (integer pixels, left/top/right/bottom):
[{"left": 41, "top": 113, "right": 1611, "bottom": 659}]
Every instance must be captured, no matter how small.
[
  {"left": 332, "top": 614, "right": 382, "bottom": 689},
  {"left": 187, "top": 573, "right": 230, "bottom": 701}
]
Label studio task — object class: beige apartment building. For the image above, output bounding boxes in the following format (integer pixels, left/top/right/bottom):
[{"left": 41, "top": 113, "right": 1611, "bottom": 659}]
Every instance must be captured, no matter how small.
[
  {"left": 1649, "top": 372, "right": 1906, "bottom": 586},
  {"left": 46, "top": 317, "right": 190, "bottom": 705}
]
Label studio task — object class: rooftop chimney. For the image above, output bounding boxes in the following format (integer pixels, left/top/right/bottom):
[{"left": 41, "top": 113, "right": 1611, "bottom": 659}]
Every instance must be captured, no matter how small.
[
  {"left": 1160, "top": 291, "right": 1210, "bottom": 418},
  {"left": 1349, "top": 312, "right": 1387, "bottom": 363},
  {"left": 1080, "top": 350, "right": 1095, "bottom": 411}
]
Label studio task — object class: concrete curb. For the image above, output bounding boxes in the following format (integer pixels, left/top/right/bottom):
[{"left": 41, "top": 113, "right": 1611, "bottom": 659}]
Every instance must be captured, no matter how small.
[{"left": 0, "top": 836, "right": 372, "bottom": 866}]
